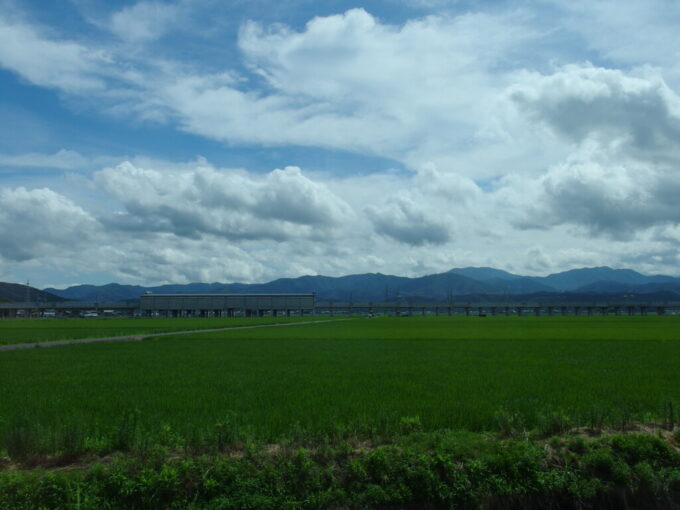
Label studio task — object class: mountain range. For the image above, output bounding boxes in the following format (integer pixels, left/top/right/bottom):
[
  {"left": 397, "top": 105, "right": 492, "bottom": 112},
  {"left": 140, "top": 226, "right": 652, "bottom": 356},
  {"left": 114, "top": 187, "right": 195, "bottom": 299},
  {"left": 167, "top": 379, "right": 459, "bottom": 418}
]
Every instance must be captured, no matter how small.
[{"left": 27, "top": 266, "right": 680, "bottom": 303}]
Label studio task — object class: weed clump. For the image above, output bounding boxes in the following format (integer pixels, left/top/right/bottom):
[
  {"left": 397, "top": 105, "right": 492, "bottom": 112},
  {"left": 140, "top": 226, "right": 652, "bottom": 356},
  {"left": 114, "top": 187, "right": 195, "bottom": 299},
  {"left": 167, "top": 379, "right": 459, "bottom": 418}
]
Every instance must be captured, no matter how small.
[
  {"left": 3, "top": 414, "right": 44, "bottom": 462},
  {"left": 494, "top": 406, "right": 525, "bottom": 438},
  {"left": 537, "top": 408, "right": 571, "bottom": 437},
  {"left": 111, "top": 409, "right": 140, "bottom": 453}
]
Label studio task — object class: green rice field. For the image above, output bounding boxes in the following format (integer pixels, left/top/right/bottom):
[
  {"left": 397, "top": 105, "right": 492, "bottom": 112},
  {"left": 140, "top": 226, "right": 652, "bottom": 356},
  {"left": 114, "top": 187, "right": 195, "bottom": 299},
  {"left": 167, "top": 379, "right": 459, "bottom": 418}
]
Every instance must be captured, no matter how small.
[
  {"left": 1, "top": 315, "right": 679, "bottom": 458},
  {"left": 0, "top": 316, "right": 322, "bottom": 345}
]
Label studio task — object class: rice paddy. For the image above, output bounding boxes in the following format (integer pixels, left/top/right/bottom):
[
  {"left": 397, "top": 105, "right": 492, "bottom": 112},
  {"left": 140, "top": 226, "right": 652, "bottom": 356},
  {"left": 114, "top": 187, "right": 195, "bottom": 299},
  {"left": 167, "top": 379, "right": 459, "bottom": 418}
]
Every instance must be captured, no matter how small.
[
  {"left": 0, "top": 316, "right": 321, "bottom": 345},
  {"left": 1, "top": 315, "right": 679, "bottom": 458}
]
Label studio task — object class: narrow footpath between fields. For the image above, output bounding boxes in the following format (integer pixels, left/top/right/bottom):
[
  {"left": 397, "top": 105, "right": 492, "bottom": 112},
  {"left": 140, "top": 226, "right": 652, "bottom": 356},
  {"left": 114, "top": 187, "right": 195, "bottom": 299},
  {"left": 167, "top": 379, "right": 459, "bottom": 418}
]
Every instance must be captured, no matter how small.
[{"left": 0, "top": 318, "right": 354, "bottom": 352}]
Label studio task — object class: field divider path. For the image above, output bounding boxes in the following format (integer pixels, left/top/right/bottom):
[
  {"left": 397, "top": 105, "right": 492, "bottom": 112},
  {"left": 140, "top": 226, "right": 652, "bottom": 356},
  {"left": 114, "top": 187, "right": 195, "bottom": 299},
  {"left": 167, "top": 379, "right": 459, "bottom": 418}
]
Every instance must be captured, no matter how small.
[{"left": 0, "top": 318, "right": 355, "bottom": 352}]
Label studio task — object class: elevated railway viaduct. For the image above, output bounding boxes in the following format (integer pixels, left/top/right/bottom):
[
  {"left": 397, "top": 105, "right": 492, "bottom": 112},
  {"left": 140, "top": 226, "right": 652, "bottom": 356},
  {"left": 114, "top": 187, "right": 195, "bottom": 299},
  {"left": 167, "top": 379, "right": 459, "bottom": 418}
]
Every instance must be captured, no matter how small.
[
  {"left": 314, "top": 301, "right": 680, "bottom": 316},
  {"left": 0, "top": 294, "right": 316, "bottom": 318},
  {"left": 1, "top": 295, "right": 679, "bottom": 318}
]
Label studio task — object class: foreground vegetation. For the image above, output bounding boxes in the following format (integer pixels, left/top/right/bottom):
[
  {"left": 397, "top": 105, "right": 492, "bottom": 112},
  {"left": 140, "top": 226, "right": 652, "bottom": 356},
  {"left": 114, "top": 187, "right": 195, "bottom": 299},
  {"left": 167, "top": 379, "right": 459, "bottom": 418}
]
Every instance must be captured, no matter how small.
[
  {"left": 0, "top": 316, "right": 324, "bottom": 345},
  {"left": 1, "top": 429, "right": 679, "bottom": 509},
  {"left": 1, "top": 315, "right": 679, "bottom": 507}
]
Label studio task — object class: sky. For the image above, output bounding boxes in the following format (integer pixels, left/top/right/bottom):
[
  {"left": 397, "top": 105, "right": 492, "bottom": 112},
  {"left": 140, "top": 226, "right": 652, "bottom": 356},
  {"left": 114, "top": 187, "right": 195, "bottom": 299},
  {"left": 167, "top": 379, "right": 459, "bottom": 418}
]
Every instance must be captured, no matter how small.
[{"left": 1, "top": 0, "right": 680, "bottom": 288}]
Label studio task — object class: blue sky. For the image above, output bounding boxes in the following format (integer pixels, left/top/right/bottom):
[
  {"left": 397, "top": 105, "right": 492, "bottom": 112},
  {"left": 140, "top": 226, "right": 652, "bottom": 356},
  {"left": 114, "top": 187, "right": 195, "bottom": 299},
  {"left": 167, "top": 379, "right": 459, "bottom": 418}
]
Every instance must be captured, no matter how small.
[{"left": 1, "top": 0, "right": 680, "bottom": 288}]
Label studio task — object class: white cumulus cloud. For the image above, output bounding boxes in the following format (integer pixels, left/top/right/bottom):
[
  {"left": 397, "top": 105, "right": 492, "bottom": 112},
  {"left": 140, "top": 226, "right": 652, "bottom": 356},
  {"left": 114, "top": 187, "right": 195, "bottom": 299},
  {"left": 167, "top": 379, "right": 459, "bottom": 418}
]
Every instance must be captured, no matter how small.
[
  {"left": 0, "top": 16, "right": 112, "bottom": 93},
  {"left": 0, "top": 187, "right": 97, "bottom": 261},
  {"left": 94, "top": 161, "right": 352, "bottom": 241},
  {"left": 109, "top": 1, "right": 182, "bottom": 43}
]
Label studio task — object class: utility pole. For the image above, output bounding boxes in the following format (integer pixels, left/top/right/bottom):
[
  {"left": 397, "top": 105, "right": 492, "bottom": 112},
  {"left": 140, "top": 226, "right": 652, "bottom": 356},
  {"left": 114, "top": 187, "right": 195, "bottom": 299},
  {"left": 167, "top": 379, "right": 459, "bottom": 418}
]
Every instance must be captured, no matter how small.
[{"left": 25, "top": 280, "right": 31, "bottom": 319}]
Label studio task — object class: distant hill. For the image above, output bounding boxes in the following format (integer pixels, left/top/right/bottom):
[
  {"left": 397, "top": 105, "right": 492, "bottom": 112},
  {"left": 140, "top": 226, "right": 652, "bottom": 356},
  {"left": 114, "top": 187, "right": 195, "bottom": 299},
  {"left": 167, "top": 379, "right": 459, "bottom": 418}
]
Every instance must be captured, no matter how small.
[
  {"left": 541, "top": 267, "right": 677, "bottom": 292},
  {"left": 483, "top": 277, "right": 554, "bottom": 294},
  {"left": 45, "top": 283, "right": 148, "bottom": 302},
  {"left": 44, "top": 266, "right": 680, "bottom": 302},
  {"left": 448, "top": 268, "right": 554, "bottom": 294},
  {"left": 0, "top": 282, "right": 65, "bottom": 302},
  {"left": 448, "top": 267, "right": 523, "bottom": 281},
  {"left": 574, "top": 281, "right": 635, "bottom": 293},
  {"left": 635, "top": 281, "right": 680, "bottom": 294},
  {"left": 576, "top": 280, "right": 680, "bottom": 295},
  {"left": 46, "top": 272, "right": 492, "bottom": 302}
]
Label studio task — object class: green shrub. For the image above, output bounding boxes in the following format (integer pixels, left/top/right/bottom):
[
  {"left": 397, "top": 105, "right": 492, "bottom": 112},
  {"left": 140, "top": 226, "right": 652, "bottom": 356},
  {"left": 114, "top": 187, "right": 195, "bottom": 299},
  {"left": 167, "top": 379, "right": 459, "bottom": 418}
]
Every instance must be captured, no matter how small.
[
  {"left": 584, "top": 449, "right": 632, "bottom": 485},
  {"left": 667, "top": 469, "right": 680, "bottom": 492},
  {"left": 610, "top": 434, "right": 673, "bottom": 465},
  {"left": 566, "top": 435, "right": 587, "bottom": 454}
]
